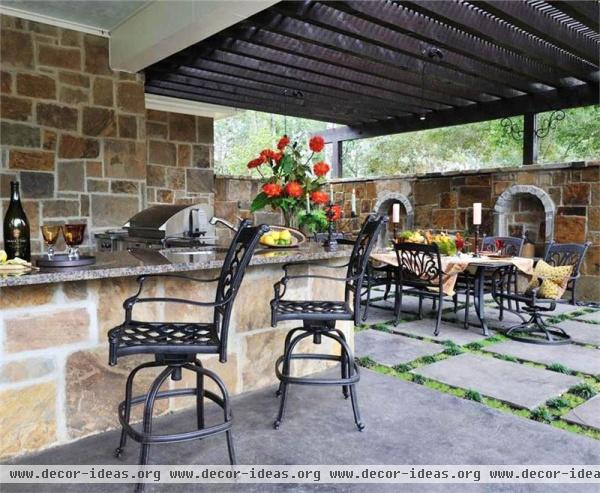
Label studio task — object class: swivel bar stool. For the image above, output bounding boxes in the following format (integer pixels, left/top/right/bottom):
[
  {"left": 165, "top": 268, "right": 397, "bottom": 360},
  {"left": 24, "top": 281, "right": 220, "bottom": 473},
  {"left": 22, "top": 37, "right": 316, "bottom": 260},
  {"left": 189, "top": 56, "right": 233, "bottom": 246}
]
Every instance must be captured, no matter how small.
[
  {"left": 270, "top": 215, "right": 386, "bottom": 431},
  {"left": 108, "top": 220, "right": 267, "bottom": 491}
]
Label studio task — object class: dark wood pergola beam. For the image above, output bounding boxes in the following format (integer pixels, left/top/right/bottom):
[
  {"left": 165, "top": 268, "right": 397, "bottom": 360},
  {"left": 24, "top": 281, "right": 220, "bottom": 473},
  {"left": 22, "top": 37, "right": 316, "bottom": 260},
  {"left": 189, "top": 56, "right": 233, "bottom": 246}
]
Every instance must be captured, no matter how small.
[
  {"left": 480, "top": 0, "right": 599, "bottom": 65},
  {"left": 272, "top": 1, "right": 524, "bottom": 98},
  {"left": 317, "top": 83, "right": 599, "bottom": 142},
  {"left": 277, "top": 1, "right": 540, "bottom": 96},
  {"left": 145, "top": 68, "right": 397, "bottom": 122},
  {"left": 145, "top": 84, "right": 358, "bottom": 125},
  {"left": 403, "top": 0, "right": 598, "bottom": 82},
  {"left": 337, "top": 0, "right": 566, "bottom": 88},
  {"left": 241, "top": 11, "right": 497, "bottom": 103},
  {"left": 548, "top": 1, "right": 600, "bottom": 32},
  {"left": 221, "top": 26, "right": 474, "bottom": 107}
]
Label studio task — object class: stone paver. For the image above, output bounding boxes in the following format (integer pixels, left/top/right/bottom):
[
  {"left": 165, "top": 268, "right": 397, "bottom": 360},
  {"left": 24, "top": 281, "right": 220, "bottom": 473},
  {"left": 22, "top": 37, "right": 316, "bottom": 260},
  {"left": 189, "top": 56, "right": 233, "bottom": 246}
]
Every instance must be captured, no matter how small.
[
  {"left": 392, "top": 318, "right": 490, "bottom": 345},
  {"left": 564, "top": 395, "right": 600, "bottom": 431},
  {"left": 554, "top": 319, "right": 600, "bottom": 346},
  {"left": 576, "top": 310, "right": 600, "bottom": 323},
  {"left": 412, "top": 353, "right": 581, "bottom": 410},
  {"left": 355, "top": 329, "right": 444, "bottom": 366},
  {"left": 484, "top": 340, "right": 600, "bottom": 375}
]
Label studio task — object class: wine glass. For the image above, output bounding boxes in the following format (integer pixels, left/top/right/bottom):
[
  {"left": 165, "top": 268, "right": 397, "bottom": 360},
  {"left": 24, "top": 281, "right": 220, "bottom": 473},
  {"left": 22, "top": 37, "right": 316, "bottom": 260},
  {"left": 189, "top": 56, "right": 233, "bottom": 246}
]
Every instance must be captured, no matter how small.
[
  {"left": 63, "top": 223, "right": 86, "bottom": 260},
  {"left": 40, "top": 225, "right": 62, "bottom": 260}
]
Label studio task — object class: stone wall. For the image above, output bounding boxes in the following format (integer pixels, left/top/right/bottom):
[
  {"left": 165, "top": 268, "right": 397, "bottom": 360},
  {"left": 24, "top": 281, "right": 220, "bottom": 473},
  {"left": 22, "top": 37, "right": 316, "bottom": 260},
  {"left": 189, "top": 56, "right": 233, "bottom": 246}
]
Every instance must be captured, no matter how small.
[
  {"left": 215, "top": 161, "right": 599, "bottom": 300},
  {"left": 0, "top": 264, "right": 350, "bottom": 459},
  {"left": 0, "top": 15, "right": 215, "bottom": 252},
  {"left": 145, "top": 109, "right": 214, "bottom": 207}
]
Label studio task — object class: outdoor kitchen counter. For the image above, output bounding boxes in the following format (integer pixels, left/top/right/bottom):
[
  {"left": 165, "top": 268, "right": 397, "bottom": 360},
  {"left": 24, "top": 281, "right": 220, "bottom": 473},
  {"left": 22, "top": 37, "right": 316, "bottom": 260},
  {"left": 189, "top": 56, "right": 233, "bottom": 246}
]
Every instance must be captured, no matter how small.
[
  {"left": 0, "top": 242, "right": 355, "bottom": 460},
  {"left": 0, "top": 242, "right": 354, "bottom": 288}
]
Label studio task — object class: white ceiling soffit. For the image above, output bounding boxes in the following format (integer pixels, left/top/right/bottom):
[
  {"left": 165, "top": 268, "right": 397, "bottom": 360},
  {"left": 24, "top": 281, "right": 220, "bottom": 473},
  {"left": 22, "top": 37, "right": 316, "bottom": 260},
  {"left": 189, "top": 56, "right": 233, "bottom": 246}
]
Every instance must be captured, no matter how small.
[
  {"left": 110, "top": 0, "right": 278, "bottom": 73},
  {"left": 145, "top": 94, "right": 240, "bottom": 120}
]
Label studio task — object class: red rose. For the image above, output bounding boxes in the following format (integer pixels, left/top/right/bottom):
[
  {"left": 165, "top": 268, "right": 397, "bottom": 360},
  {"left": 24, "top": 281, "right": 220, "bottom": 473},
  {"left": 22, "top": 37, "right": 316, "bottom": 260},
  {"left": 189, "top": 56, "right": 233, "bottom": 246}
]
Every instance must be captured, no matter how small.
[
  {"left": 313, "top": 161, "right": 330, "bottom": 177},
  {"left": 262, "top": 182, "right": 282, "bottom": 198},
  {"left": 326, "top": 204, "right": 342, "bottom": 221},
  {"left": 277, "top": 135, "right": 290, "bottom": 150},
  {"left": 310, "top": 190, "right": 329, "bottom": 204},
  {"left": 247, "top": 157, "right": 265, "bottom": 169},
  {"left": 285, "top": 181, "right": 303, "bottom": 198},
  {"left": 309, "top": 135, "right": 325, "bottom": 153}
]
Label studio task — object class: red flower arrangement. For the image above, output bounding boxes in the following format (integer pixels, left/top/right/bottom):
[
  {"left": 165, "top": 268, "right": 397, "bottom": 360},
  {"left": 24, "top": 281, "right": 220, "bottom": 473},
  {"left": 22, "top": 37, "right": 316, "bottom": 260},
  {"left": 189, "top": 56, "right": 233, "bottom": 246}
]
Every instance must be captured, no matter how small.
[
  {"left": 326, "top": 204, "right": 342, "bottom": 221},
  {"left": 248, "top": 134, "right": 335, "bottom": 228}
]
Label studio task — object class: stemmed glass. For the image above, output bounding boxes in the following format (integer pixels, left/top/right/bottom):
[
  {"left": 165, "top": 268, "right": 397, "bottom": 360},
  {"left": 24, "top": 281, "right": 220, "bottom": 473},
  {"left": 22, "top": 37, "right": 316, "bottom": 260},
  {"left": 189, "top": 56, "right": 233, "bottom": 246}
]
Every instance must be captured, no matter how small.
[
  {"left": 41, "top": 225, "right": 62, "bottom": 260},
  {"left": 63, "top": 223, "right": 86, "bottom": 260}
]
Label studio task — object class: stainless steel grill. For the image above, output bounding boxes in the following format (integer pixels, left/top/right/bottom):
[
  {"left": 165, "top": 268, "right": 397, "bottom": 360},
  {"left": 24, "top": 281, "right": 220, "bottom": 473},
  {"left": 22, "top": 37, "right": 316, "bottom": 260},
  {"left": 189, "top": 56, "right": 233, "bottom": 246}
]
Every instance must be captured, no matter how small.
[{"left": 94, "top": 204, "right": 216, "bottom": 252}]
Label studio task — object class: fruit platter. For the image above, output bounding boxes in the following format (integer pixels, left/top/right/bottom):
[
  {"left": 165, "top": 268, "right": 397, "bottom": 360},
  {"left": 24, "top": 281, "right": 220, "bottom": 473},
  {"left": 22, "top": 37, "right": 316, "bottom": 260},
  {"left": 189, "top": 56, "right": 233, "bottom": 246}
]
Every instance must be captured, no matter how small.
[
  {"left": 259, "top": 226, "right": 306, "bottom": 249},
  {"left": 395, "top": 230, "right": 467, "bottom": 256}
]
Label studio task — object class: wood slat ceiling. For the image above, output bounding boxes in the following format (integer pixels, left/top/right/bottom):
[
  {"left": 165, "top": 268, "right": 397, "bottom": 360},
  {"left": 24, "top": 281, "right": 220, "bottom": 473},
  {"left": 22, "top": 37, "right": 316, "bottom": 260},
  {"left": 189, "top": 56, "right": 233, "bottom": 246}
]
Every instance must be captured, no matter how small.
[{"left": 145, "top": 0, "right": 600, "bottom": 133}]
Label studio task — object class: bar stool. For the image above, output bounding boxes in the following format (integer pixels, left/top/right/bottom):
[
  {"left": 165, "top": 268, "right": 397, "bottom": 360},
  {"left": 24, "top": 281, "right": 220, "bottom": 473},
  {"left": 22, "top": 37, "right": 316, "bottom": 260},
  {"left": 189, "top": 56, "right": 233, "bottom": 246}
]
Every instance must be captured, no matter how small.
[
  {"left": 270, "top": 215, "right": 386, "bottom": 431},
  {"left": 107, "top": 220, "right": 267, "bottom": 492}
]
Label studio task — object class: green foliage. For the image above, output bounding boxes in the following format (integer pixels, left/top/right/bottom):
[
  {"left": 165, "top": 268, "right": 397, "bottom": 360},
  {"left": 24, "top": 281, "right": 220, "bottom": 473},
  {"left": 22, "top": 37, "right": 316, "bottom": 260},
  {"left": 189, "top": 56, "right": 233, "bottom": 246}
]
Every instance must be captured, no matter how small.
[
  {"left": 355, "top": 356, "right": 376, "bottom": 369},
  {"left": 494, "top": 354, "right": 518, "bottom": 363},
  {"left": 411, "top": 374, "right": 426, "bottom": 385},
  {"left": 569, "top": 383, "right": 598, "bottom": 400},
  {"left": 298, "top": 209, "right": 329, "bottom": 234},
  {"left": 420, "top": 355, "right": 437, "bottom": 364},
  {"left": 444, "top": 345, "right": 464, "bottom": 356},
  {"left": 546, "top": 397, "right": 569, "bottom": 409},
  {"left": 214, "top": 106, "right": 600, "bottom": 177},
  {"left": 392, "top": 363, "right": 413, "bottom": 373},
  {"left": 465, "top": 341, "right": 484, "bottom": 350},
  {"left": 547, "top": 363, "right": 571, "bottom": 374},
  {"left": 531, "top": 406, "right": 555, "bottom": 423},
  {"left": 464, "top": 389, "right": 482, "bottom": 402}
]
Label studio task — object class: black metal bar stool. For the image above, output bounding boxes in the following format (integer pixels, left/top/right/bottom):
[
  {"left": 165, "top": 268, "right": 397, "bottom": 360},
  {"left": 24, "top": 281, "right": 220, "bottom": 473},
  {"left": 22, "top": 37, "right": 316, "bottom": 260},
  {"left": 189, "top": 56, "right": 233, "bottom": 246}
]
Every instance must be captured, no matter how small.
[
  {"left": 107, "top": 220, "right": 267, "bottom": 492},
  {"left": 270, "top": 215, "right": 386, "bottom": 431}
]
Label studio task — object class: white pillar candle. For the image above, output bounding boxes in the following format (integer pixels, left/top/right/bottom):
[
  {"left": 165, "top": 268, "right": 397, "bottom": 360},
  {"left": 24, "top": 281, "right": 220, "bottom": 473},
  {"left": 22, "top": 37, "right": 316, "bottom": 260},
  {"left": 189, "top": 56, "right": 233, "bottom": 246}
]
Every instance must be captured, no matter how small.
[
  {"left": 305, "top": 192, "right": 311, "bottom": 214},
  {"left": 329, "top": 184, "right": 334, "bottom": 203},
  {"left": 392, "top": 203, "right": 400, "bottom": 223},
  {"left": 351, "top": 188, "right": 356, "bottom": 215},
  {"left": 473, "top": 202, "right": 482, "bottom": 225}
]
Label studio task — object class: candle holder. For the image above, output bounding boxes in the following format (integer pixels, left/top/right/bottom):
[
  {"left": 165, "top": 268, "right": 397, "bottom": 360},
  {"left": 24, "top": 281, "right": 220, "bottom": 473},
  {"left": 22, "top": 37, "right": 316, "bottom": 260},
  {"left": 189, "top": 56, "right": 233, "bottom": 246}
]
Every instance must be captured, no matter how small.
[
  {"left": 473, "top": 225, "right": 481, "bottom": 257},
  {"left": 324, "top": 201, "right": 339, "bottom": 252}
]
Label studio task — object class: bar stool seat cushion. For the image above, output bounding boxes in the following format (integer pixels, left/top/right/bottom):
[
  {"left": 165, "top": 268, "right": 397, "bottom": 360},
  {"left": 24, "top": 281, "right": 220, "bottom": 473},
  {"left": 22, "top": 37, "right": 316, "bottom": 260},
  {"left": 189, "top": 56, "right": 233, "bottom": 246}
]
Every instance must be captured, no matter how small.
[{"left": 109, "top": 321, "right": 220, "bottom": 358}]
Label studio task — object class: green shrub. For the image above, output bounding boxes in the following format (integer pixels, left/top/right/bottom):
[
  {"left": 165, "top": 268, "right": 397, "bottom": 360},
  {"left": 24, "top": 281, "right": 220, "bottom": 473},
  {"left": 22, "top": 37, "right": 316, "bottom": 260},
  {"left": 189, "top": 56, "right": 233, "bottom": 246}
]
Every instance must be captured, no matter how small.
[
  {"left": 465, "top": 341, "right": 484, "bottom": 350},
  {"left": 547, "top": 363, "right": 571, "bottom": 374},
  {"left": 464, "top": 389, "right": 482, "bottom": 402},
  {"left": 420, "top": 355, "right": 437, "bottom": 364},
  {"left": 546, "top": 397, "right": 569, "bottom": 409},
  {"left": 392, "top": 363, "right": 412, "bottom": 373},
  {"left": 531, "top": 406, "right": 555, "bottom": 423},
  {"left": 412, "top": 374, "right": 426, "bottom": 385},
  {"left": 356, "top": 356, "right": 376, "bottom": 369},
  {"left": 444, "top": 345, "right": 464, "bottom": 356},
  {"left": 569, "top": 383, "right": 598, "bottom": 399}
]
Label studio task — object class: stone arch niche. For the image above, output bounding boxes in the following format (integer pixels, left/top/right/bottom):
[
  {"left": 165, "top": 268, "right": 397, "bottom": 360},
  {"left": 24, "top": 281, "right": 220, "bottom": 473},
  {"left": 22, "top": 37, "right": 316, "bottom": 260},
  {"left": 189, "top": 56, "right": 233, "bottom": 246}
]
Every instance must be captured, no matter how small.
[
  {"left": 493, "top": 185, "right": 556, "bottom": 249},
  {"left": 373, "top": 191, "right": 414, "bottom": 247}
]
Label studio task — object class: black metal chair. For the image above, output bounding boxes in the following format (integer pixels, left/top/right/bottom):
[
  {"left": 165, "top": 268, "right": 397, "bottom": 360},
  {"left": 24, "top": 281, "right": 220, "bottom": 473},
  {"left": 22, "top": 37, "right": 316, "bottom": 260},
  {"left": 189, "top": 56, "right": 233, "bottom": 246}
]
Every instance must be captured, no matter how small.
[
  {"left": 490, "top": 265, "right": 571, "bottom": 345},
  {"left": 481, "top": 235, "right": 525, "bottom": 256},
  {"left": 393, "top": 242, "right": 465, "bottom": 335},
  {"left": 544, "top": 241, "right": 591, "bottom": 305},
  {"left": 270, "top": 214, "right": 387, "bottom": 431},
  {"left": 361, "top": 261, "right": 396, "bottom": 321},
  {"left": 108, "top": 220, "right": 267, "bottom": 491}
]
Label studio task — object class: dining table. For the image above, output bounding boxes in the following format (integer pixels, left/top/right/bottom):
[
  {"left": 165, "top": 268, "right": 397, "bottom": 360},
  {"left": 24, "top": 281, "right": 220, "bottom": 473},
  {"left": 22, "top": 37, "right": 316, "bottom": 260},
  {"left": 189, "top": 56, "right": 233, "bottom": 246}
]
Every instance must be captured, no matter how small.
[{"left": 369, "top": 251, "right": 535, "bottom": 335}]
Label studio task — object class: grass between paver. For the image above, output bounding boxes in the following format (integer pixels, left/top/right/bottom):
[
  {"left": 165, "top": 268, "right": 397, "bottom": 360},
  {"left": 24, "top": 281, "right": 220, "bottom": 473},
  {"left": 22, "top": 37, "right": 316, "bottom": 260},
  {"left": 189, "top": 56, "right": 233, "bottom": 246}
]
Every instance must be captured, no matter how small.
[{"left": 354, "top": 300, "right": 600, "bottom": 441}]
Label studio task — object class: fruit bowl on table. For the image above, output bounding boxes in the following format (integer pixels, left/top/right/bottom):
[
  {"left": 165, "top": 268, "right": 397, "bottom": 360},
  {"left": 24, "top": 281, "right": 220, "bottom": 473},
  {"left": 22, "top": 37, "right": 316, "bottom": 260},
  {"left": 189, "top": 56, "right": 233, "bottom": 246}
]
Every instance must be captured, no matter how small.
[{"left": 260, "top": 226, "right": 306, "bottom": 249}]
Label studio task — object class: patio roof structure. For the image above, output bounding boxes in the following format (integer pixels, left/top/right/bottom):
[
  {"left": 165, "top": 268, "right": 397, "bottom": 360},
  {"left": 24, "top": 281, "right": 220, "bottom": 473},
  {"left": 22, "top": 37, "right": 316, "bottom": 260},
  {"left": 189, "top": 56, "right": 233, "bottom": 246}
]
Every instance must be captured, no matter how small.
[{"left": 145, "top": 0, "right": 600, "bottom": 173}]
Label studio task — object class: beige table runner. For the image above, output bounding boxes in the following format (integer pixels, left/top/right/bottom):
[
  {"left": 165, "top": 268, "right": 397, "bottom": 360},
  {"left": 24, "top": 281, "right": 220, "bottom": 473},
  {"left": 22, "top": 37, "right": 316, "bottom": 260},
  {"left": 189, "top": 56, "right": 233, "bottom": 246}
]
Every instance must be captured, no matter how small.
[{"left": 370, "top": 252, "right": 534, "bottom": 296}]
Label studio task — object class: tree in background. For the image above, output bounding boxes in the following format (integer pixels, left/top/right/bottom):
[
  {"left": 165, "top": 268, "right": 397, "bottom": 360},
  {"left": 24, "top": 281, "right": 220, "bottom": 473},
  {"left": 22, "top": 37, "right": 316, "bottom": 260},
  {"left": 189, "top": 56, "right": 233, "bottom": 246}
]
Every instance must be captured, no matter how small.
[{"left": 215, "top": 105, "right": 599, "bottom": 177}]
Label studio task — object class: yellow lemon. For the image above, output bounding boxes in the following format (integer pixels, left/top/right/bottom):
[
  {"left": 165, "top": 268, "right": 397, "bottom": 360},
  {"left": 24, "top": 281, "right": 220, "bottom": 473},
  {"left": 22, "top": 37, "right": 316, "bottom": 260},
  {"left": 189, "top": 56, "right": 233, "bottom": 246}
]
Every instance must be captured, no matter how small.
[
  {"left": 0, "top": 250, "right": 6, "bottom": 264},
  {"left": 270, "top": 231, "right": 280, "bottom": 241},
  {"left": 263, "top": 236, "right": 276, "bottom": 246},
  {"left": 279, "top": 229, "right": 292, "bottom": 242}
]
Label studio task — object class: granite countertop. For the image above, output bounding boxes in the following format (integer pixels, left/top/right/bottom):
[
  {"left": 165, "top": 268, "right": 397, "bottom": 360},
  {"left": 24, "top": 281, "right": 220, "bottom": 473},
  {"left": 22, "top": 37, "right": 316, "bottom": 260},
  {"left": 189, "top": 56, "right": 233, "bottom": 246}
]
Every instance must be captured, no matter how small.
[{"left": 0, "top": 243, "right": 354, "bottom": 288}]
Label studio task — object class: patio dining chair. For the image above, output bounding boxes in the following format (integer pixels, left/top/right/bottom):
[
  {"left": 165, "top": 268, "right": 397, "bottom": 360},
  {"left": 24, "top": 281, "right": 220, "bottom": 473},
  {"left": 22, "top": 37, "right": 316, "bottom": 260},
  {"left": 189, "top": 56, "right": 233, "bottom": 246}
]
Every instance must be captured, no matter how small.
[
  {"left": 270, "top": 214, "right": 386, "bottom": 431},
  {"left": 393, "top": 242, "right": 465, "bottom": 336},
  {"left": 544, "top": 241, "right": 591, "bottom": 305},
  {"left": 107, "top": 220, "right": 267, "bottom": 492},
  {"left": 361, "top": 261, "right": 396, "bottom": 321}
]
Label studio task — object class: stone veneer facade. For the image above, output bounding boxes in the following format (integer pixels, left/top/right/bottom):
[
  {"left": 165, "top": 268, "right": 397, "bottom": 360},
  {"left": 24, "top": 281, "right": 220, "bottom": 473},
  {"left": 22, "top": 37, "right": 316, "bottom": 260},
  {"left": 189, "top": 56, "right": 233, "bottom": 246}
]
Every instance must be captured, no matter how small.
[
  {"left": 0, "top": 264, "right": 350, "bottom": 459},
  {"left": 0, "top": 15, "right": 214, "bottom": 252},
  {"left": 215, "top": 161, "right": 599, "bottom": 300}
]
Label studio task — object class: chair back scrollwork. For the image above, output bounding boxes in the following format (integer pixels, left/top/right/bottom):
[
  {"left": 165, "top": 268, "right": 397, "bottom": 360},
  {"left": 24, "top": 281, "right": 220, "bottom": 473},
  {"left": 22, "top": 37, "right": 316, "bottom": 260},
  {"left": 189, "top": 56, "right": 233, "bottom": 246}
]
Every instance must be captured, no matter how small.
[
  {"left": 481, "top": 236, "right": 524, "bottom": 256},
  {"left": 394, "top": 242, "right": 443, "bottom": 293},
  {"left": 346, "top": 215, "right": 387, "bottom": 321},
  {"left": 544, "top": 241, "right": 591, "bottom": 279},
  {"left": 214, "top": 220, "right": 269, "bottom": 361}
]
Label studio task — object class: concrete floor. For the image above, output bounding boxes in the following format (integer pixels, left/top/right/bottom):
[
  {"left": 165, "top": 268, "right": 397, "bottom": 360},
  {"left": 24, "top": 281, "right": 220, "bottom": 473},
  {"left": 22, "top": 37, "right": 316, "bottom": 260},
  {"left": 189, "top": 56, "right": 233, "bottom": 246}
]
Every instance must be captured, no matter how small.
[{"left": 7, "top": 368, "right": 600, "bottom": 493}]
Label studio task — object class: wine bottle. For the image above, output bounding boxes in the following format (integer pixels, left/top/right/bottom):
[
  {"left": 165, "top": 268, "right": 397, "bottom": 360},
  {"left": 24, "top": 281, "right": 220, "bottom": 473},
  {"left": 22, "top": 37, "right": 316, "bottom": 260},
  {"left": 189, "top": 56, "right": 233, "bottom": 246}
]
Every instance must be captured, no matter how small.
[{"left": 3, "top": 181, "right": 31, "bottom": 261}]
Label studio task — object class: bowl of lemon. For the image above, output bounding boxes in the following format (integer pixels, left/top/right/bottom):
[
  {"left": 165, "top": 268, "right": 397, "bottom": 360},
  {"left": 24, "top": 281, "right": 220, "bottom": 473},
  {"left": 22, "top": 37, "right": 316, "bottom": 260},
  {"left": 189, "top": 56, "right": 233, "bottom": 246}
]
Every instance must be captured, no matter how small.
[{"left": 259, "top": 226, "right": 305, "bottom": 249}]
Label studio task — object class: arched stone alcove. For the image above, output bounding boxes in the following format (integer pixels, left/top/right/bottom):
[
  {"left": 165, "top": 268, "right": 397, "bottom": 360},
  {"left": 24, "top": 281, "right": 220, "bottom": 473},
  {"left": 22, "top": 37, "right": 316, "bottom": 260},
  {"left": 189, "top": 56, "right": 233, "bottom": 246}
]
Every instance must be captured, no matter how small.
[
  {"left": 493, "top": 185, "right": 556, "bottom": 242},
  {"left": 372, "top": 191, "right": 414, "bottom": 247}
]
